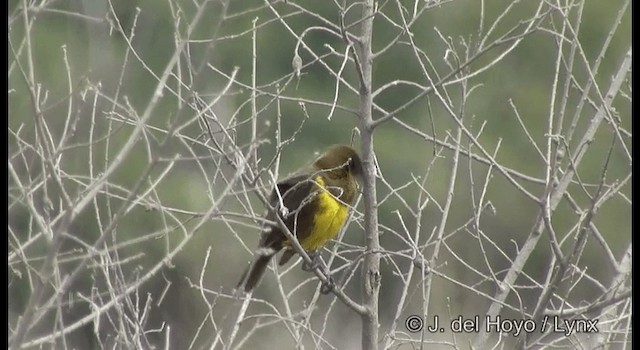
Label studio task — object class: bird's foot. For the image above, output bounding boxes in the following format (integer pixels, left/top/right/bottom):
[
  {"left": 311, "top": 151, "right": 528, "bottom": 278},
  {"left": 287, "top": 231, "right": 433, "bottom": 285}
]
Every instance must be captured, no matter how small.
[{"left": 320, "top": 275, "right": 335, "bottom": 294}]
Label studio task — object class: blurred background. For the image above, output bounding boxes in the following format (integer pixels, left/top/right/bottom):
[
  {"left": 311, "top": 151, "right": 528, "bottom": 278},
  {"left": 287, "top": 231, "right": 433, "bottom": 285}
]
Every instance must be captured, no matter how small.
[{"left": 8, "top": 0, "right": 631, "bottom": 349}]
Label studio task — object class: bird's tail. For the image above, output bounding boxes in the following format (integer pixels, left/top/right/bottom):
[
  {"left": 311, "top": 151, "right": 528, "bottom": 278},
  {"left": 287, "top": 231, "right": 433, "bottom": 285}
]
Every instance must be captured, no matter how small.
[{"left": 236, "top": 248, "right": 277, "bottom": 292}]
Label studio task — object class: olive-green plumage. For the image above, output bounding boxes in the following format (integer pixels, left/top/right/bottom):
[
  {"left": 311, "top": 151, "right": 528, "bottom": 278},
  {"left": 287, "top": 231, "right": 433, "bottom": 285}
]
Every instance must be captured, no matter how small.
[{"left": 236, "top": 145, "right": 363, "bottom": 292}]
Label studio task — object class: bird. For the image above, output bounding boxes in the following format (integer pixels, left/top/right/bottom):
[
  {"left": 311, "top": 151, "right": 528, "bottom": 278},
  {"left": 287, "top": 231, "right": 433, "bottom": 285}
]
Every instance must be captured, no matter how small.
[{"left": 236, "top": 144, "right": 363, "bottom": 293}]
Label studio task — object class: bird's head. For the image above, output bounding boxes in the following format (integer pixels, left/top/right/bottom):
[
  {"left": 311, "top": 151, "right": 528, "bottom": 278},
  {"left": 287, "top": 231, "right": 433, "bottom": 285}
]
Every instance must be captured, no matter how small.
[{"left": 314, "top": 144, "right": 363, "bottom": 180}]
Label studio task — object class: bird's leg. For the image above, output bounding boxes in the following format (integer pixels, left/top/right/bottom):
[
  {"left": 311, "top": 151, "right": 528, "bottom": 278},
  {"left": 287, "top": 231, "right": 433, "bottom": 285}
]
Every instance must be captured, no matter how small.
[
  {"left": 301, "top": 251, "right": 321, "bottom": 271},
  {"left": 302, "top": 253, "right": 337, "bottom": 294}
]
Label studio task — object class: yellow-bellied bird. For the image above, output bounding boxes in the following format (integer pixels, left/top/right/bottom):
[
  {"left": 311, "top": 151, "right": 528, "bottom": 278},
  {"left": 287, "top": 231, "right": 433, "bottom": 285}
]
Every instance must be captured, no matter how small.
[{"left": 236, "top": 145, "right": 363, "bottom": 292}]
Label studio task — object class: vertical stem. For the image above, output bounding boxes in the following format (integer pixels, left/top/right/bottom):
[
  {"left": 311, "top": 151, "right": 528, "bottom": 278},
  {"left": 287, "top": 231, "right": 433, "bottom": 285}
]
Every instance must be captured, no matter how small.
[
  {"left": 250, "top": 17, "right": 259, "bottom": 168},
  {"left": 358, "top": 1, "right": 379, "bottom": 349}
]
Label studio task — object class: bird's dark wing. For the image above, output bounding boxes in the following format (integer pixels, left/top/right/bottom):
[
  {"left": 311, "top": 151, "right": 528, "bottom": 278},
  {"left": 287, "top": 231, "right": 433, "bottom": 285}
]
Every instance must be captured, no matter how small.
[
  {"left": 258, "top": 173, "right": 318, "bottom": 247},
  {"left": 270, "top": 173, "right": 316, "bottom": 211}
]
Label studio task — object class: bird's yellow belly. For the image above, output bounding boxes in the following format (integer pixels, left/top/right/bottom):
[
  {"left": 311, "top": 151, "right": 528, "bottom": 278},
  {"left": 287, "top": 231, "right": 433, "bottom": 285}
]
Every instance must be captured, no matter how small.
[{"left": 301, "top": 189, "right": 349, "bottom": 251}]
